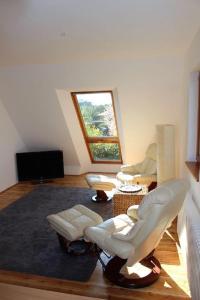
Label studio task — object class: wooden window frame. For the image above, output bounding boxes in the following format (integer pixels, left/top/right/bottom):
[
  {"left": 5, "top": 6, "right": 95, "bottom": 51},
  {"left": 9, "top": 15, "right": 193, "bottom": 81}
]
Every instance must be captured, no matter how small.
[
  {"left": 186, "top": 72, "right": 200, "bottom": 181},
  {"left": 71, "top": 90, "right": 123, "bottom": 164},
  {"left": 196, "top": 72, "right": 200, "bottom": 162}
]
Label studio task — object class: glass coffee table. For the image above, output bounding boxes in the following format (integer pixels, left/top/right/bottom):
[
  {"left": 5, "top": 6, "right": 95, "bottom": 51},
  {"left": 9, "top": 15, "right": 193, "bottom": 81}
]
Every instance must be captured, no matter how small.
[{"left": 113, "top": 185, "right": 148, "bottom": 216}]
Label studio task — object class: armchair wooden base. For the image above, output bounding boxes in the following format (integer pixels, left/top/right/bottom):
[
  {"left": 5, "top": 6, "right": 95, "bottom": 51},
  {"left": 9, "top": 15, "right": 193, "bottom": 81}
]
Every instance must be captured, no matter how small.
[
  {"left": 103, "top": 254, "right": 161, "bottom": 289},
  {"left": 57, "top": 232, "right": 161, "bottom": 288}
]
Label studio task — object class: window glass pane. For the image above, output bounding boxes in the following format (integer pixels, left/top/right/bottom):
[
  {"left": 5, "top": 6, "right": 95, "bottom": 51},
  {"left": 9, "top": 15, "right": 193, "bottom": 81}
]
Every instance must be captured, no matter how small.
[
  {"left": 89, "top": 143, "right": 120, "bottom": 161},
  {"left": 76, "top": 92, "right": 117, "bottom": 137}
]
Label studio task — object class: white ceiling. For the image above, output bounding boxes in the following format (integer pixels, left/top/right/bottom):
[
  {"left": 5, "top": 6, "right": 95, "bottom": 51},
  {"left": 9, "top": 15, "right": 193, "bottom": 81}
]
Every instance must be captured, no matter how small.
[{"left": 0, "top": 0, "right": 200, "bottom": 66}]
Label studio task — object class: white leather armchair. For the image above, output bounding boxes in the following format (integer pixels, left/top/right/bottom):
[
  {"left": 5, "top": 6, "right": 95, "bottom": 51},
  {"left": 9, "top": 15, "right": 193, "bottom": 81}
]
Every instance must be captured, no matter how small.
[
  {"left": 116, "top": 143, "right": 157, "bottom": 185},
  {"left": 117, "top": 124, "right": 176, "bottom": 187},
  {"left": 85, "top": 179, "right": 188, "bottom": 288}
]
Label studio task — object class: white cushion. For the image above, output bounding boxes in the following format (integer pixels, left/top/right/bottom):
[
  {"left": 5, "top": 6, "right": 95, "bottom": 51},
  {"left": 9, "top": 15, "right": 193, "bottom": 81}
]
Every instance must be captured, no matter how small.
[
  {"left": 85, "top": 214, "right": 133, "bottom": 258},
  {"left": 47, "top": 204, "right": 103, "bottom": 241}
]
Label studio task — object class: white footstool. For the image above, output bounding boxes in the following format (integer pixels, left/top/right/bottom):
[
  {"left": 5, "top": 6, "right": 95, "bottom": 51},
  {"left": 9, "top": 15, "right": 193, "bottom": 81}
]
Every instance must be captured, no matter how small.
[
  {"left": 86, "top": 174, "right": 119, "bottom": 202},
  {"left": 47, "top": 204, "right": 103, "bottom": 253}
]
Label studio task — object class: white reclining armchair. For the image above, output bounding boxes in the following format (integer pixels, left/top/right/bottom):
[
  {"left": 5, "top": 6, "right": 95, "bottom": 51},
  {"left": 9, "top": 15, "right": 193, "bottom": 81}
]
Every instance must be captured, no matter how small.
[
  {"left": 117, "top": 124, "right": 176, "bottom": 188},
  {"left": 117, "top": 143, "right": 157, "bottom": 186},
  {"left": 85, "top": 179, "right": 188, "bottom": 288}
]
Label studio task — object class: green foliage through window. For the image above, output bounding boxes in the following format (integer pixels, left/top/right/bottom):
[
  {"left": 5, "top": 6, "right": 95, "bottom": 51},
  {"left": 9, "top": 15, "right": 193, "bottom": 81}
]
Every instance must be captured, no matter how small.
[{"left": 90, "top": 143, "right": 120, "bottom": 161}]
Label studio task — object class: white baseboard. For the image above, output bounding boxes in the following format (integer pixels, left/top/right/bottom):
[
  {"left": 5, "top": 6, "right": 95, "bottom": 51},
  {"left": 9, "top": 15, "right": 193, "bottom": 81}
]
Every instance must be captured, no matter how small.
[{"left": 64, "top": 163, "right": 121, "bottom": 175}]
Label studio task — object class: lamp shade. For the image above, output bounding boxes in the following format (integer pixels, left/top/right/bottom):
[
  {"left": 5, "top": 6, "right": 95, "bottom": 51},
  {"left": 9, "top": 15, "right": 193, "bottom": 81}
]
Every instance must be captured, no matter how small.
[{"left": 156, "top": 124, "right": 176, "bottom": 184}]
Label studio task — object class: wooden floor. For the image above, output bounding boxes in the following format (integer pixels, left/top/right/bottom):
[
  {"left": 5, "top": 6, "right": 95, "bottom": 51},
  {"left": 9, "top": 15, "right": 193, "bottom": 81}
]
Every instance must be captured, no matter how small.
[{"left": 0, "top": 175, "right": 191, "bottom": 300}]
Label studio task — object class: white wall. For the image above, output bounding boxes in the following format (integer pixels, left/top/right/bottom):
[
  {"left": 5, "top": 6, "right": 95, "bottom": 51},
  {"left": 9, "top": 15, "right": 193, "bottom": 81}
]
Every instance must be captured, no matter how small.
[
  {"left": 0, "top": 98, "right": 26, "bottom": 192},
  {"left": 0, "top": 55, "right": 185, "bottom": 174}
]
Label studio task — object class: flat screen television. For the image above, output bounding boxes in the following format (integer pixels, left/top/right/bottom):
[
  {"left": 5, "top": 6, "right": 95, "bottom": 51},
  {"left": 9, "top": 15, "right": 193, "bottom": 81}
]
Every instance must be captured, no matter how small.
[{"left": 16, "top": 150, "right": 64, "bottom": 182}]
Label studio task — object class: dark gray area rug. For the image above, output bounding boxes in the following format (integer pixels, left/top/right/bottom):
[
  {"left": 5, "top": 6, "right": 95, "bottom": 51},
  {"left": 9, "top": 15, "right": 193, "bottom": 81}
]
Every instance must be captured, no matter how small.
[{"left": 0, "top": 185, "right": 113, "bottom": 281}]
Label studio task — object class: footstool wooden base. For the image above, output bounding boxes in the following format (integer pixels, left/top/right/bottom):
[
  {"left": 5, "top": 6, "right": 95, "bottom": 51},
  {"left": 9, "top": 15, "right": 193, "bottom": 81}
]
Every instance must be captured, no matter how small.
[
  {"left": 92, "top": 190, "right": 112, "bottom": 202},
  {"left": 57, "top": 233, "right": 93, "bottom": 255}
]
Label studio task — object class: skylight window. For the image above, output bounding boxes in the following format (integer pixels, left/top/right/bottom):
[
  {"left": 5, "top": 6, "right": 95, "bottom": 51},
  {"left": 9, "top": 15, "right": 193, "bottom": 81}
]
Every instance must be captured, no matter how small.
[{"left": 71, "top": 91, "right": 122, "bottom": 163}]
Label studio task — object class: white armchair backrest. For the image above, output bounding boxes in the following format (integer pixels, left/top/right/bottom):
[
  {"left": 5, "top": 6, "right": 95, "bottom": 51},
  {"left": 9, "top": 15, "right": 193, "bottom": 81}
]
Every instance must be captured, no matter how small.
[
  {"left": 137, "top": 179, "right": 186, "bottom": 219},
  {"left": 113, "top": 179, "right": 188, "bottom": 266},
  {"left": 146, "top": 143, "right": 157, "bottom": 161},
  {"left": 138, "top": 143, "right": 157, "bottom": 174},
  {"left": 139, "top": 157, "right": 157, "bottom": 175}
]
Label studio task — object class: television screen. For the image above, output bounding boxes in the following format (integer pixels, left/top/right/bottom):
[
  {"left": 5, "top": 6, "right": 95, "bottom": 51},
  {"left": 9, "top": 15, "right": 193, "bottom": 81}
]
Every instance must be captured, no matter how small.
[{"left": 16, "top": 150, "right": 64, "bottom": 182}]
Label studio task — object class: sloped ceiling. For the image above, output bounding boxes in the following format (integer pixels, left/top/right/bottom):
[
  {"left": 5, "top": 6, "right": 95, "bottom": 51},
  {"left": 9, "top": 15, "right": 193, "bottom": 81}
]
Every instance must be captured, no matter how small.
[{"left": 0, "top": 0, "right": 200, "bottom": 66}]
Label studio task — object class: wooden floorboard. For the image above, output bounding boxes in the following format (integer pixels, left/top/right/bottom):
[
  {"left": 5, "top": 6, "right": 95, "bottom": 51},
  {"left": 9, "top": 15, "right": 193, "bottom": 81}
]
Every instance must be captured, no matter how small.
[{"left": 0, "top": 175, "right": 191, "bottom": 300}]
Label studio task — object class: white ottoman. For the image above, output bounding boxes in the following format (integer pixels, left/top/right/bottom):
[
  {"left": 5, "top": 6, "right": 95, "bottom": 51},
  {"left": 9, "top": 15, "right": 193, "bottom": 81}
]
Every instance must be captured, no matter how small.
[
  {"left": 86, "top": 174, "right": 119, "bottom": 202},
  {"left": 47, "top": 204, "right": 103, "bottom": 253}
]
